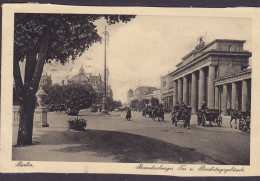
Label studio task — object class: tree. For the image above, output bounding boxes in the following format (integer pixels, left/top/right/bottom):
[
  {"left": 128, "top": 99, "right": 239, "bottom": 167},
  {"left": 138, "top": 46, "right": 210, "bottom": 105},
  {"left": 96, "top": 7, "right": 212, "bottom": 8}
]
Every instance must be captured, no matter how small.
[
  {"left": 64, "top": 84, "right": 94, "bottom": 120},
  {"left": 130, "top": 99, "right": 139, "bottom": 109},
  {"left": 13, "top": 14, "right": 135, "bottom": 145},
  {"left": 138, "top": 99, "right": 149, "bottom": 110},
  {"left": 42, "top": 84, "right": 66, "bottom": 106},
  {"left": 151, "top": 97, "right": 159, "bottom": 107},
  {"left": 113, "top": 100, "right": 122, "bottom": 109},
  {"left": 105, "top": 97, "right": 114, "bottom": 111}
]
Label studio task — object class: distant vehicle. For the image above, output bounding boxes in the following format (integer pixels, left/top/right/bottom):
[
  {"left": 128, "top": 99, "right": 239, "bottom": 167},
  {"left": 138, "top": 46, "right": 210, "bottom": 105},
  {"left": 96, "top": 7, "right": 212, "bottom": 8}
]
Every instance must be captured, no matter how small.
[
  {"left": 114, "top": 108, "right": 119, "bottom": 112},
  {"left": 66, "top": 108, "right": 78, "bottom": 116},
  {"left": 90, "top": 105, "right": 99, "bottom": 112},
  {"left": 172, "top": 105, "right": 192, "bottom": 129},
  {"left": 197, "top": 108, "right": 222, "bottom": 127}
]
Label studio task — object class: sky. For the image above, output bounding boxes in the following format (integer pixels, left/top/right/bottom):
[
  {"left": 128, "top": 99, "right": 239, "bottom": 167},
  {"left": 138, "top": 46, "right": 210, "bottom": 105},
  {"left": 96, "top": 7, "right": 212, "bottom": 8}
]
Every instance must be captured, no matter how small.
[{"left": 40, "top": 15, "right": 251, "bottom": 104}]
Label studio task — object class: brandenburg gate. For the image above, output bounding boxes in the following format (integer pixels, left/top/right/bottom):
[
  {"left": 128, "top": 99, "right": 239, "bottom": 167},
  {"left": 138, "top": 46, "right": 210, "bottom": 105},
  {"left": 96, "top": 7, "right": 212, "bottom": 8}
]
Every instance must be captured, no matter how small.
[{"left": 161, "top": 39, "right": 251, "bottom": 114}]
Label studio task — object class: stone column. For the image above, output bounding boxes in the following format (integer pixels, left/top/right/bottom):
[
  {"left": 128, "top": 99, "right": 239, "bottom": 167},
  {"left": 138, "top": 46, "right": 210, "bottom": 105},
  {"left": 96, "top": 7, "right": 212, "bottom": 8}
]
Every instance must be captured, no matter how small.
[
  {"left": 172, "top": 80, "right": 177, "bottom": 107},
  {"left": 242, "top": 80, "right": 248, "bottom": 111},
  {"left": 222, "top": 84, "right": 228, "bottom": 115},
  {"left": 231, "top": 82, "right": 237, "bottom": 110},
  {"left": 198, "top": 68, "right": 205, "bottom": 109},
  {"left": 191, "top": 72, "right": 197, "bottom": 113},
  {"left": 183, "top": 76, "right": 188, "bottom": 105},
  {"left": 215, "top": 86, "right": 219, "bottom": 109},
  {"left": 208, "top": 65, "right": 215, "bottom": 108},
  {"left": 167, "top": 96, "right": 170, "bottom": 110},
  {"left": 178, "top": 78, "right": 182, "bottom": 103}
]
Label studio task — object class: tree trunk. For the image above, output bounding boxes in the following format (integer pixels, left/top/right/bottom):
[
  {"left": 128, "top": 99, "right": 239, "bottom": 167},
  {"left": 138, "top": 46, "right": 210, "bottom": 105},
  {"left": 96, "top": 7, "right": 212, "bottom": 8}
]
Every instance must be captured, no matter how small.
[
  {"left": 17, "top": 92, "right": 36, "bottom": 145},
  {"left": 15, "top": 28, "right": 50, "bottom": 146}
]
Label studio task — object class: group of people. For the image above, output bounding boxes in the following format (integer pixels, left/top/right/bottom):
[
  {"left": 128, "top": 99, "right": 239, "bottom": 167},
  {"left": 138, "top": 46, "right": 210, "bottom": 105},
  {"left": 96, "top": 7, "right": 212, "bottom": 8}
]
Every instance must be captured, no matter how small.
[{"left": 126, "top": 101, "right": 209, "bottom": 122}]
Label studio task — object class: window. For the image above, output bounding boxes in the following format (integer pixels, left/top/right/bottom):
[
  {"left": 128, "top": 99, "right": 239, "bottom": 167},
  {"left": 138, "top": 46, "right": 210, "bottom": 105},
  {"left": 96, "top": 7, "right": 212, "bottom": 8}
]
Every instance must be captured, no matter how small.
[
  {"left": 215, "top": 65, "right": 219, "bottom": 78},
  {"left": 163, "top": 81, "right": 166, "bottom": 87},
  {"left": 228, "top": 45, "right": 232, "bottom": 52}
]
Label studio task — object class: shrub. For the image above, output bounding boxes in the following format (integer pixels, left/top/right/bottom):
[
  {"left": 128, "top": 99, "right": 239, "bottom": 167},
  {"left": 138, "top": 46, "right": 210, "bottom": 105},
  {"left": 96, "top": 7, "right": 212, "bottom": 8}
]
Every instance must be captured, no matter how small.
[{"left": 68, "top": 118, "right": 87, "bottom": 131}]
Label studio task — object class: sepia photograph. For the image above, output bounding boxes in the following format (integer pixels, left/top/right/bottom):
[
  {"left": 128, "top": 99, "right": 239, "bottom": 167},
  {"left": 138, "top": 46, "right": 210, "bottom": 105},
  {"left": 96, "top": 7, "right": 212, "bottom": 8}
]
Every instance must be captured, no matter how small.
[{"left": 1, "top": 4, "right": 260, "bottom": 176}]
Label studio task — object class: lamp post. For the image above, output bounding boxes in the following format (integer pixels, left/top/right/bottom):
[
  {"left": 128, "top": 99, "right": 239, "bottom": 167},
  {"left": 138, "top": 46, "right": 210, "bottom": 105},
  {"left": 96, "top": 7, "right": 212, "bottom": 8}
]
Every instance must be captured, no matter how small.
[{"left": 102, "top": 26, "right": 108, "bottom": 113}]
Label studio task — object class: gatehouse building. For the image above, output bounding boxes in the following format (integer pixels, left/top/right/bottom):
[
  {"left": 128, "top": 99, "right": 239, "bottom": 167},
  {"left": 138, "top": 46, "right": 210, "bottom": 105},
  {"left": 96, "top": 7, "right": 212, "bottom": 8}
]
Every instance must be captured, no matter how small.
[{"left": 161, "top": 39, "right": 252, "bottom": 114}]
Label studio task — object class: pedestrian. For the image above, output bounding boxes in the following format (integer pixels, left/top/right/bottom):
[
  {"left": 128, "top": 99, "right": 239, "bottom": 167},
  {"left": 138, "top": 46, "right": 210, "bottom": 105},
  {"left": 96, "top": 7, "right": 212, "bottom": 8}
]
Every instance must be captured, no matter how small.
[{"left": 126, "top": 108, "right": 131, "bottom": 122}]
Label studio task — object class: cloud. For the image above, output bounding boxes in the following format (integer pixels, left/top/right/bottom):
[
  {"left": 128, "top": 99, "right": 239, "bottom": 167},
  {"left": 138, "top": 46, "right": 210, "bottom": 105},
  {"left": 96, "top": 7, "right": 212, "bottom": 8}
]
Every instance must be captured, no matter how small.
[{"left": 43, "top": 15, "right": 251, "bottom": 103}]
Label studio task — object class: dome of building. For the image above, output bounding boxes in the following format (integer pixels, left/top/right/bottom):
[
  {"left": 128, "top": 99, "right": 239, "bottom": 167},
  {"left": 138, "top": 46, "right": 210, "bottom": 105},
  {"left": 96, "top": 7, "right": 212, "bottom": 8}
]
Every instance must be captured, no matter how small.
[
  {"left": 69, "top": 65, "right": 89, "bottom": 83},
  {"left": 127, "top": 88, "right": 134, "bottom": 96}
]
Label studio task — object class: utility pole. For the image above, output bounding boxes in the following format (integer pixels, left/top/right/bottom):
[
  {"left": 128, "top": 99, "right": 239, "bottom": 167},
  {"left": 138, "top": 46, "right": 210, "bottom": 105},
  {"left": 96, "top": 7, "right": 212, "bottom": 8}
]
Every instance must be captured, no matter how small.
[{"left": 102, "top": 26, "right": 108, "bottom": 113}]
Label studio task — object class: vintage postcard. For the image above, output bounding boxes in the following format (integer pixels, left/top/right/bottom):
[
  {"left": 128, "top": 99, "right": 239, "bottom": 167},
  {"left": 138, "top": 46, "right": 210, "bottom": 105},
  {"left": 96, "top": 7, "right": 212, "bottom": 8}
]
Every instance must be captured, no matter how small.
[{"left": 1, "top": 4, "right": 260, "bottom": 176}]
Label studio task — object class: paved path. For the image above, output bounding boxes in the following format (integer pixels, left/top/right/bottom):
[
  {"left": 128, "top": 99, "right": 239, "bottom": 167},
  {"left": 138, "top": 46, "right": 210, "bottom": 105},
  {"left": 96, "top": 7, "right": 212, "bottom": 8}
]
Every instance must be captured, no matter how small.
[{"left": 12, "top": 110, "right": 250, "bottom": 164}]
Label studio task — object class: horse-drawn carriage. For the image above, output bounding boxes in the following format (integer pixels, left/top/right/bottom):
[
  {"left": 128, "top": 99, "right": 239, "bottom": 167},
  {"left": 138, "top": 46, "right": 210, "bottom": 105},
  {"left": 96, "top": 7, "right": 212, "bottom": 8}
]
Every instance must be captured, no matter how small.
[
  {"left": 197, "top": 108, "right": 222, "bottom": 127},
  {"left": 142, "top": 106, "right": 154, "bottom": 118},
  {"left": 229, "top": 109, "right": 250, "bottom": 132},
  {"left": 152, "top": 104, "right": 164, "bottom": 123},
  {"left": 171, "top": 105, "right": 192, "bottom": 129}
]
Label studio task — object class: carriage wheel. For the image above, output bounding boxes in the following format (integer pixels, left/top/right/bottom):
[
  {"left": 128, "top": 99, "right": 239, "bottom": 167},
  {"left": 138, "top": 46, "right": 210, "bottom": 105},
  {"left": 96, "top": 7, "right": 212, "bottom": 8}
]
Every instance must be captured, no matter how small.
[
  {"left": 239, "top": 119, "right": 243, "bottom": 131},
  {"left": 188, "top": 116, "right": 191, "bottom": 130},
  {"left": 217, "top": 115, "right": 222, "bottom": 127},
  {"left": 202, "top": 114, "right": 206, "bottom": 127},
  {"left": 239, "top": 118, "right": 247, "bottom": 132},
  {"left": 171, "top": 115, "right": 175, "bottom": 125},
  {"left": 175, "top": 117, "right": 178, "bottom": 127},
  {"left": 197, "top": 116, "right": 201, "bottom": 125}
]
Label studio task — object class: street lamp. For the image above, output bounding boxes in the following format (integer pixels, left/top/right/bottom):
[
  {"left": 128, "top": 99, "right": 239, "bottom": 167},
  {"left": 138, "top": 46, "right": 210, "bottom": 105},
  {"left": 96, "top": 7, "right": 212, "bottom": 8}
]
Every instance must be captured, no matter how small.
[{"left": 101, "top": 26, "right": 109, "bottom": 114}]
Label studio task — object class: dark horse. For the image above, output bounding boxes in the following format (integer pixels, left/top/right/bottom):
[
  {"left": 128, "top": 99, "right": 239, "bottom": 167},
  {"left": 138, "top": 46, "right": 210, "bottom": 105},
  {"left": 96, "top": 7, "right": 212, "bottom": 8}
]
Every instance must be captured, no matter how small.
[
  {"left": 229, "top": 108, "right": 251, "bottom": 129},
  {"left": 229, "top": 109, "right": 240, "bottom": 129},
  {"left": 172, "top": 106, "right": 192, "bottom": 129},
  {"left": 126, "top": 109, "right": 131, "bottom": 121},
  {"left": 152, "top": 104, "right": 164, "bottom": 123}
]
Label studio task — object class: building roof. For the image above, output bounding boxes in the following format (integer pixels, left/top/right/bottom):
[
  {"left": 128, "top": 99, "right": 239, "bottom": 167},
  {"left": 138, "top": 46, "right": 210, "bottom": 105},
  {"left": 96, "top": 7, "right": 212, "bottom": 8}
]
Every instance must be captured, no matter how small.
[
  {"left": 127, "top": 88, "right": 133, "bottom": 94},
  {"left": 69, "top": 65, "right": 89, "bottom": 82},
  {"left": 181, "top": 39, "right": 246, "bottom": 61},
  {"left": 135, "top": 86, "right": 158, "bottom": 94},
  {"left": 166, "top": 39, "right": 251, "bottom": 78}
]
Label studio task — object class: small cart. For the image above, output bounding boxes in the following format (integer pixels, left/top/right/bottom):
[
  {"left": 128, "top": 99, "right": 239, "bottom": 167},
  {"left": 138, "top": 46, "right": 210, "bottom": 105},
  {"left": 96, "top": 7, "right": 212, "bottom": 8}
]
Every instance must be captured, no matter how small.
[{"left": 197, "top": 108, "right": 222, "bottom": 127}]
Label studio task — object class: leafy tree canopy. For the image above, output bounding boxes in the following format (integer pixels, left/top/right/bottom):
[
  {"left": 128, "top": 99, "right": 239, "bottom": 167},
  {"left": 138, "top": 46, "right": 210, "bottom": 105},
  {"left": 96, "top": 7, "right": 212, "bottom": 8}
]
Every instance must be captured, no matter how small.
[
  {"left": 151, "top": 97, "right": 159, "bottom": 107},
  {"left": 13, "top": 13, "right": 135, "bottom": 146},
  {"left": 138, "top": 99, "right": 149, "bottom": 110},
  {"left": 14, "top": 14, "right": 135, "bottom": 64},
  {"left": 64, "top": 83, "right": 95, "bottom": 112},
  {"left": 130, "top": 99, "right": 139, "bottom": 109}
]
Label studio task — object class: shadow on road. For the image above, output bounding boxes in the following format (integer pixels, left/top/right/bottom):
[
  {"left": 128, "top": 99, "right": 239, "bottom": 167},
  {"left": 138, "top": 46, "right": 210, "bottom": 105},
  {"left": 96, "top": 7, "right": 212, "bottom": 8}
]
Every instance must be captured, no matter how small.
[{"left": 30, "top": 129, "right": 218, "bottom": 164}]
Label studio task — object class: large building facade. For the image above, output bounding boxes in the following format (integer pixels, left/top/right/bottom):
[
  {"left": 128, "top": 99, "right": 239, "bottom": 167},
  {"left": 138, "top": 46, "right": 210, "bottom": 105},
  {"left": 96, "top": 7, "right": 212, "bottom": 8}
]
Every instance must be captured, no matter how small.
[
  {"left": 67, "top": 65, "right": 113, "bottom": 100},
  {"left": 39, "top": 73, "right": 52, "bottom": 88},
  {"left": 161, "top": 39, "right": 252, "bottom": 114},
  {"left": 127, "top": 86, "right": 159, "bottom": 106}
]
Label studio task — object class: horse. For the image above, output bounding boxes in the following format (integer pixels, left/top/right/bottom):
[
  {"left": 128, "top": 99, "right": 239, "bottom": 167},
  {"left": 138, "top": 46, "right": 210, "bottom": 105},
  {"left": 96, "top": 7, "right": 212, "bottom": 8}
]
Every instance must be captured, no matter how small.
[
  {"left": 172, "top": 106, "right": 191, "bottom": 129},
  {"left": 153, "top": 105, "right": 164, "bottom": 123},
  {"left": 126, "top": 109, "right": 131, "bottom": 121},
  {"left": 142, "top": 108, "right": 147, "bottom": 117},
  {"left": 229, "top": 109, "right": 242, "bottom": 129}
]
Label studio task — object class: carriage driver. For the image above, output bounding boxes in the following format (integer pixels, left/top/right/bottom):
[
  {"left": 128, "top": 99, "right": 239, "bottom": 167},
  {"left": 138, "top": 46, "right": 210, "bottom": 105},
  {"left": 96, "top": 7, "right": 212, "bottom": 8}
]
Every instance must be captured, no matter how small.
[
  {"left": 201, "top": 101, "right": 207, "bottom": 111},
  {"left": 174, "top": 102, "right": 180, "bottom": 111},
  {"left": 180, "top": 101, "right": 188, "bottom": 110}
]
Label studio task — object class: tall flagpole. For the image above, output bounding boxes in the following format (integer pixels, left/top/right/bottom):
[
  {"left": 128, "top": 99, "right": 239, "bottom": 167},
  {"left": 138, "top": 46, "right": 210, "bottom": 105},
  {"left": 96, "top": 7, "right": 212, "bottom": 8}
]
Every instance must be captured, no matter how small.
[{"left": 102, "top": 26, "right": 108, "bottom": 113}]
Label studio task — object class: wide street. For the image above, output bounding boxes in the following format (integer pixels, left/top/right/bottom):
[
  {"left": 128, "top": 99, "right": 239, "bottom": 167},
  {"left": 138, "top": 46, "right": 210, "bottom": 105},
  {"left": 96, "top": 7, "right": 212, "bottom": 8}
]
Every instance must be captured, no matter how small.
[{"left": 12, "top": 110, "right": 250, "bottom": 165}]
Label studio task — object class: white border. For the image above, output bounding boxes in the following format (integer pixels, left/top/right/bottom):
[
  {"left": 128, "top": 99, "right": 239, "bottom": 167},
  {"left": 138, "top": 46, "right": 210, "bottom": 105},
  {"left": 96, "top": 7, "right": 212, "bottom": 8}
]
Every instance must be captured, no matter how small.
[{"left": 1, "top": 4, "right": 260, "bottom": 176}]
